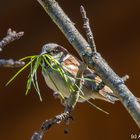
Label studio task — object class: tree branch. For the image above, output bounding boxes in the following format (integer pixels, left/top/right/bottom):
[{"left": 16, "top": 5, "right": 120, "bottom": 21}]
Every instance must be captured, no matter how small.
[
  {"left": 80, "top": 5, "right": 97, "bottom": 53},
  {"left": 0, "top": 59, "right": 25, "bottom": 68},
  {"left": 0, "top": 29, "right": 25, "bottom": 68},
  {"left": 37, "top": 0, "right": 140, "bottom": 128},
  {"left": 0, "top": 28, "right": 24, "bottom": 51},
  {"left": 31, "top": 112, "right": 73, "bottom": 140}
]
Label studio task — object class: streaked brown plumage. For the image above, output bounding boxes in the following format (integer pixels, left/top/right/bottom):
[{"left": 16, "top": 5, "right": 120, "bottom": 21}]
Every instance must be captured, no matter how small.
[{"left": 41, "top": 43, "right": 119, "bottom": 103}]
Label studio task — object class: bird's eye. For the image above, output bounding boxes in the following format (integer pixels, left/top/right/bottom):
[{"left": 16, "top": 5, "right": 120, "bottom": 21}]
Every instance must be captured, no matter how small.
[
  {"left": 50, "top": 49, "right": 59, "bottom": 55},
  {"left": 55, "top": 49, "right": 59, "bottom": 53},
  {"left": 50, "top": 50, "right": 56, "bottom": 55}
]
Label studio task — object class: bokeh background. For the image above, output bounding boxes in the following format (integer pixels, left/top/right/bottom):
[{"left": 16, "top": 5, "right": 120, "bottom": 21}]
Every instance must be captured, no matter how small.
[{"left": 0, "top": 0, "right": 140, "bottom": 140}]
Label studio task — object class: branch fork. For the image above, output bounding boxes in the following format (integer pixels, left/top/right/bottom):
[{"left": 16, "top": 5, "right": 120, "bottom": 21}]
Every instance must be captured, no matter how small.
[{"left": 0, "top": 28, "right": 25, "bottom": 68}]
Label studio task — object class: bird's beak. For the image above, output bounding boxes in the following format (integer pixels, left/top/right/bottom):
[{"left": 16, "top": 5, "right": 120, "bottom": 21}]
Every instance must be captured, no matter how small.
[
  {"left": 53, "top": 52, "right": 63, "bottom": 60},
  {"left": 40, "top": 51, "right": 46, "bottom": 56}
]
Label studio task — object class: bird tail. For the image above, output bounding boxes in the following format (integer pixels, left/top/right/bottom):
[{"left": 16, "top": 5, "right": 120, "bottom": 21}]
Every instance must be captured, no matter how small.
[
  {"left": 90, "top": 85, "right": 119, "bottom": 103},
  {"left": 92, "top": 85, "right": 140, "bottom": 104}
]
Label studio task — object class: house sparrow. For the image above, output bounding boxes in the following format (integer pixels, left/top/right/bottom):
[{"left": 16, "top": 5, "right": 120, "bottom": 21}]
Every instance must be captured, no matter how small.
[{"left": 41, "top": 43, "right": 119, "bottom": 103}]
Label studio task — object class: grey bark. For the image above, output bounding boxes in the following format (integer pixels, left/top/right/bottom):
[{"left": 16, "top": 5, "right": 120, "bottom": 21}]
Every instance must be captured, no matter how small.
[
  {"left": 0, "top": 59, "right": 24, "bottom": 68},
  {"left": 0, "top": 29, "right": 25, "bottom": 68},
  {"left": 31, "top": 112, "right": 72, "bottom": 140}
]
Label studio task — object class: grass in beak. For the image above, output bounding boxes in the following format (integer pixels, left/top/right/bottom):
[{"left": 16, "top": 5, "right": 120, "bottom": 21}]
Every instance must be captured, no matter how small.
[{"left": 6, "top": 53, "right": 108, "bottom": 114}]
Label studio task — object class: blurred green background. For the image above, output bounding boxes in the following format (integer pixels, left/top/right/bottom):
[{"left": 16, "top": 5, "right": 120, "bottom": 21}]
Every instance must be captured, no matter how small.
[{"left": 0, "top": 0, "right": 140, "bottom": 140}]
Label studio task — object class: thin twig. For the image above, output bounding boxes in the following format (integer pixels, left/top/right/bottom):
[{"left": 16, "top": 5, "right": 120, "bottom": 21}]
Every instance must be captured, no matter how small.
[
  {"left": 65, "top": 62, "right": 87, "bottom": 112},
  {"left": 122, "top": 75, "right": 129, "bottom": 82},
  {"left": 0, "top": 28, "right": 24, "bottom": 51},
  {"left": 0, "top": 59, "right": 25, "bottom": 68},
  {"left": 31, "top": 112, "right": 73, "bottom": 140},
  {"left": 80, "top": 5, "right": 97, "bottom": 52},
  {"left": 37, "top": 0, "right": 140, "bottom": 128}
]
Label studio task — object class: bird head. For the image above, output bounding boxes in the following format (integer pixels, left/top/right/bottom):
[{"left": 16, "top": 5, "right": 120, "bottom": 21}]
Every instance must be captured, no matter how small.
[{"left": 41, "top": 43, "right": 68, "bottom": 62}]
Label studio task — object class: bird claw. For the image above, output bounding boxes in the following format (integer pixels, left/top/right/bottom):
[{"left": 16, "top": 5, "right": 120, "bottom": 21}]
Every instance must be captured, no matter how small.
[
  {"left": 53, "top": 91, "right": 60, "bottom": 98},
  {"left": 53, "top": 92, "right": 67, "bottom": 106}
]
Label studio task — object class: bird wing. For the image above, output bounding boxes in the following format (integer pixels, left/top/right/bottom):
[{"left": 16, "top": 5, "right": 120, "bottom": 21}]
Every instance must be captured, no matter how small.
[
  {"left": 83, "top": 68, "right": 119, "bottom": 103},
  {"left": 61, "top": 54, "right": 119, "bottom": 103},
  {"left": 61, "top": 54, "right": 80, "bottom": 77}
]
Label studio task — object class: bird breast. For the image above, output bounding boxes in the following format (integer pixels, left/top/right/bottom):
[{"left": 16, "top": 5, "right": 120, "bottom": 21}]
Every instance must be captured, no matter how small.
[
  {"left": 42, "top": 67, "right": 95, "bottom": 102},
  {"left": 42, "top": 67, "right": 73, "bottom": 98}
]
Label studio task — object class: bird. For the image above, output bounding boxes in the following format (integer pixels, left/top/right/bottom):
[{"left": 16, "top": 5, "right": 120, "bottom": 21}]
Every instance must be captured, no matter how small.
[{"left": 41, "top": 43, "right": 122, "bottom": 104}]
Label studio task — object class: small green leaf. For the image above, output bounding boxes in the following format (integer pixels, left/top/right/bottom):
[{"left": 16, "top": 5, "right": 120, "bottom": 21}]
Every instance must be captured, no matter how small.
[
  {"left": 19, "top": 55, "right": 37, "bottom": 61},
  {"left": 6, "top": 58, "right": 35, "bottom": 86},
  {"left": 31, "top": 56, "right": 42, "bottom": 101},
  {"left": 25, "top": 58, "right": 34, "bottom": 93}
]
